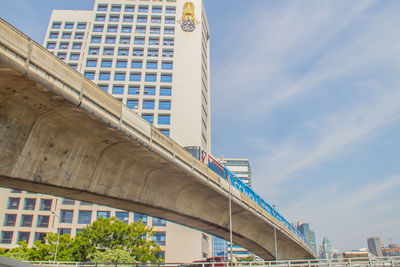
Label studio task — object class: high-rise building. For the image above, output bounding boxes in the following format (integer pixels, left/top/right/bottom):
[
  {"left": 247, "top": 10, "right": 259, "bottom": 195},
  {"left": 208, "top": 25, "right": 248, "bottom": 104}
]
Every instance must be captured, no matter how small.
[
  {"left": 319, "top": 237, "right": 333, "bottom": 259},
  {"left": 367, "top": 237, "right": 383, "bottom": 257},
  {"left": 0, "top": 0, "right": 212, "bottom": 262},
  {"left": 294, "top": 222, "right": 317, "bottom": 255}
]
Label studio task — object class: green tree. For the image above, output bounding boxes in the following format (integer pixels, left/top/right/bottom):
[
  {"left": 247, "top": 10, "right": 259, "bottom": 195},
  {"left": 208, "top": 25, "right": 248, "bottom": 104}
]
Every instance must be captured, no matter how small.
[{"left": 88, "top": 249, "right": 135, "bottom": 263}]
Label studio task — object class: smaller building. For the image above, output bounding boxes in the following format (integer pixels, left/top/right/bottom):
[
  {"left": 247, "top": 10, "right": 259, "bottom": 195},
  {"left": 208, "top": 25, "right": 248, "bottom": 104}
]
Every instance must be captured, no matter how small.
[
  {"left": 367, "top": 237, "right": 383, "bottom": 257},
  {"left": 219, "top": 158, "right": 252, "bottom": 187},
  {"left": 293, "top": 222, "right": 317, "bottom": 255}
]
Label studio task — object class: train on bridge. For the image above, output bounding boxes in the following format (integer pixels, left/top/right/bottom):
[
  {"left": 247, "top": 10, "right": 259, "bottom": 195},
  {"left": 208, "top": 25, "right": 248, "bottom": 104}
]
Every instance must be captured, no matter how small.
[{"left": 185, "top": 147, "right": 312, "bottom": 249}]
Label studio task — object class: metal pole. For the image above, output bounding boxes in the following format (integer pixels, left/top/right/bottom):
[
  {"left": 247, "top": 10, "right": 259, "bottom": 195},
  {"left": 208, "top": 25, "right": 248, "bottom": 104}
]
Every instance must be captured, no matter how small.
[
  {"left": 228, "top": 174, "right": 233, "bottom": 266},
  {"left": 51, "top": 210, "right": 60, "bottom": 262},
  {"left": 272, "top": 205, "right": 278, "bottom": 261}
]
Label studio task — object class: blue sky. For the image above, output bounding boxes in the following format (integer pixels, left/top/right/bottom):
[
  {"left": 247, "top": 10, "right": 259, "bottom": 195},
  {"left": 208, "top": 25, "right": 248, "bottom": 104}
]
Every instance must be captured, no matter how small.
[{"left": 1, "top": 0, "right": 400, "bottom": 254}]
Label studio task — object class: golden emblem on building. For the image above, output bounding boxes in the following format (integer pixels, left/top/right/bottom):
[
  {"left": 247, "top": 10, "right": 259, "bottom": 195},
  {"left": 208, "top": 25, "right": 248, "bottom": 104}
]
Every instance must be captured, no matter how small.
[{"left": 179, "top": 1, "right": 199, "bottom": 32}]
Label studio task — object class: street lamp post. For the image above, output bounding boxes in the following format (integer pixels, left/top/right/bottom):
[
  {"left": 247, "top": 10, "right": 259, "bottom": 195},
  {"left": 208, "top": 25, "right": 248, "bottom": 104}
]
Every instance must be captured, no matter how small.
[
  {"left": 272, "top": 205, "right": 278, "bottom": 261},
  {"left": 51, "top": 211, "right": 60, "bottom": 262},
  {"left": 228, "top": 173, "right": 233, "bottom": 266}
]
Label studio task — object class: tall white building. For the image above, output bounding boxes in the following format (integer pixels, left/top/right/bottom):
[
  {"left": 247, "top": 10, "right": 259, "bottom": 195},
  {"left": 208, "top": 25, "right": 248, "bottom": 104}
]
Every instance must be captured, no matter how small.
[{"left": 0, "top": 0, "right": 212, "bottom": 262}]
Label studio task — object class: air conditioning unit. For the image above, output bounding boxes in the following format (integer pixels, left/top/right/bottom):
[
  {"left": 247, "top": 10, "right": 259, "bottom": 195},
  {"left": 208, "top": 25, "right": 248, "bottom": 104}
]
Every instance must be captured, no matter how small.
[
  {"left": 122, "top": 52, "right": 127, "bottom": 55},
  {"left": 106, "top": 52, "right": 112, "bottom": 55},
  {"left": 123, "top": 41, "right": 128, "bottom": 44}
]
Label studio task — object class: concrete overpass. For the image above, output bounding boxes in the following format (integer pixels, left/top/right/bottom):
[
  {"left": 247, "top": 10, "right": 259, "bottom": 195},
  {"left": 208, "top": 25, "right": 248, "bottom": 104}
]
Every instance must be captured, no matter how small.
[{"left": 0, "top": 18, "right": 316, "bottom": 260}]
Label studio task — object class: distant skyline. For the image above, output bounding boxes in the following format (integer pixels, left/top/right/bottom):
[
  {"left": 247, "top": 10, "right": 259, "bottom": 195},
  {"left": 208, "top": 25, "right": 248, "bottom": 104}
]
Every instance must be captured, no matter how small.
[{"left": 1, "top": 0, "right": 399, "bottom": 253}]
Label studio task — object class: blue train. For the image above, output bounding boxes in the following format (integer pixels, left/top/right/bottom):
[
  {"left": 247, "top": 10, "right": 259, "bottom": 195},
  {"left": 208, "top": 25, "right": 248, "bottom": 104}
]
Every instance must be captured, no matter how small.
[{"left": 185, "top": 147, "right": 312, "bottom": 249}]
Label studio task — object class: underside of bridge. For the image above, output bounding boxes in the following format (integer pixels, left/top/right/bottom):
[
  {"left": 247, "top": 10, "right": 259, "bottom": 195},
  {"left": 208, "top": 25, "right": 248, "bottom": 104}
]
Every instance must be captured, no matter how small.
[{"left": 0, "top": 19, "right": 315, "bottom": 260}]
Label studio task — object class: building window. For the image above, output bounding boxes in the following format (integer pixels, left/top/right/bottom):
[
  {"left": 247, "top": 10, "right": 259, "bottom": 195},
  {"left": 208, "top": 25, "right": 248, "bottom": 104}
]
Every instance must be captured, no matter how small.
[
  {"left": 105, "top": 36, "right": 116, "bottom": 44},
  {"left": 99, "top": 72, "right": 111, "bottom": 81},
  {"left": 97, "top": 211, "right": 111, "bottom": 219},
  {"left": 120, "top": 26, "right": 132, "bottom": 34},
  {"left": 148, "top": 49, "right": 158, "bottom": 57},
  {"left": 99, "top": 85, "right": 109, "bottom": 92},
  {"left": 118, "top": 48, "right": 129, "bottom": 56},
  {"left": 158, "top": 115, "right": 170, "bottom": 125},
  {"left": 123, "top": 15, "right": 134, "bottom": 22},
  {"left": 62, "top": 32, "right": 72, "bottom": 39},
  {"left": 65, "top": 23, "right": 74, "bottom": 29},
  {"left": 138, "top": 5, "right": 149, "bottom": 13},
  {"left": 131, "top": 60, "right": 143, "bottom": 69},
  {"left": 93, "top": 25, "right": 104, "bottom": 32},
  {"left": 18, "top": 232, "right": 30, "bottom": 243},
  {"left": 162, "top": 49, "right": 174, "bottom": 57},
  {"left": 145, "top": 73, "right": 157, "bottom": 82},
  {"left": 146, "top": 61, "right": 158, "bottom": 69},
  {"left": 52, "top": 22, "right": 61, "bottom": 29},
  {"left": 130, "top": 73, "right": 141, "bottom": 82},
  {"left": 109, "top": 15, "right": 120, "bottom": 22},
  {"left": 159, "top": 101, "right": 171, "bottom": 110},
  {"left": 125, "top": 5, "right": 135, "bottom": 12},
  {"left": 100, "top": 59, "right": 112, "bottom": 68},
  {"left": 20, "top": 215, "right": 33, "bottom": 227},
  {"left": 161, "top": 129, "right": 170, "bottom": 136},
  {"left": 11, "top": 189, "right": 21, "bottom": 193},
  {"left": 152, "top": 217, "right": 166, "bottom": 227},
  {"left": 4, "top": 214, "right": 17, "bottom": 226},
  {"left": 97, "top": 4, "right": 108, "bottom": 11},
  {"left": 163, "top": 38, "right": 174, "bottom": 46},
  {"left": 103, "top": 47, "right": 114, "bottom": 56},
  {"left": 77, "top": 23, "right": 86, "bottom": 29},
  {"left": 127, "top": 100, "right": 139, "bottom": 109},
  {"left": 49, "top": 32, "right": 59, "bottom": 39},
  {"left": 114, "top": 72, "right": 126, "bottom": 81},
  {"left": 152, "top": 232, "right": 166, "bottom": 246},
  {"left": 115, "top": 212, "right": 129, "bottom": 223},
  {"left": 57, "top": 52, "right": 67, "bottom": 60},
  {"left": 24, "top": 198, "right": 36, "bottom": 210},
  {"left": 59, "top": 228, "right": 72, "bottom": 235},
  {"left": 164, "top": 27, "right": 175, "bottom": 35},
  {"left": 142, "top": 114, "right": 154, "bottom": 124},
  {"left": 151, "top": 16, "right": 161, "bottom": 24},
  {"left": 150, "top": 27, "right": 161, "bottom": 34},
  {"left": 128, "top": 86, "right": 140, "bottom": 95},
  {"left": 166, "top": 6, "right": 176, "bottom": 14},
  {"left": 70, "top": 53, "right": 80, "bottom": 60},
  {"left": 134, "top": 213, "right": 147, "bottom": 225},
  {"left": 152, "top": 6, "right": 162, "bottom": 13},
  {"left": 143, "top": 100, "right": 155, "bottom": 109},
  {"left": 95, "top": 14, "right": 106, "bottom": 22},
  {"left": 78, "top": 210, "right": 92, "bottom": 224},
  {"left": 59, "top": 42, "right": 69, "bottom": 49},
  {"left": 112, "top": 85, "right": 124, "bottom": 94},
  {"left": 162, "top": 61, "right": 173, "bottom": 70},
  {"left": 107, "top": 25, "right": 118, "bottom": 33},
  {"left": 111, "top": 4, "right": 121, "bottom": 12},
  {"left": 155, "top": 251, "right": 165, "bottom": 261},
  {"left": 1, "top": 231, "right": 13, "bottom": 244},
  {"left": 8, "top": 197, "right": 20, "bottom": 210},
  {"left": 134, "top": 37, "right": 145, "bottom": 45},
  {"left": 160, "top": 87, "right": 172, "bottom": 96},
  {"left": 116, "top": 60, "right": 127, "bottom": 68},
  {"left": 86, "top": 59, "right": 98, "bottom": 67},
  {"left": 137, "top": 16, "right": 147, "bottom": 23},
  {"left": 136, "top": 26, "right": 146, "bottom": 34},
  {"left": 34, "top": 232, "right": 46, "bottom": 243},
  {"left": 120, "top": 36, "right": 130, "bottom": 44},
  {"left": 62, "top": 198, "right": 75, "bottom": 205},
  {"left": 91, "top": 36, "right": 102, "bottom": 43},
  {"left": 37, "top": 215, "right": 50, "bottom": 228},
  {"left": 161, "top": 74, "right": 172, "bottom": 83},
  {"left": 70, "top": 64, "right": 78, "bottom": 70},
  {"left": 47, "top": 42, "right": 56, "bottom": 49},
  {"left": 60, "top": 210, "right": 73, "bottom": 223},
  {"left": 149, "top": 38, "right": 160, "bottom": 46},
  {"left": 75, "top": 32, "right": 84, "bottom": 39},
  {"left": 89, "top": 47, "right": 99, "bottom": 55},
  {"left": 72, "top": 42, "right": 82, "bottom": 49},
  {"left": 84, "top": 72, "right": 95, "bottom": 80},
  {"left": 144, "top": 86, "right": 156, "bottom": 95},
  {"left": 39, "top": 199, "right": 52, "bottom": 211},
  {"left": 165, "top": 17, "right": 175, "bottom": 24}
]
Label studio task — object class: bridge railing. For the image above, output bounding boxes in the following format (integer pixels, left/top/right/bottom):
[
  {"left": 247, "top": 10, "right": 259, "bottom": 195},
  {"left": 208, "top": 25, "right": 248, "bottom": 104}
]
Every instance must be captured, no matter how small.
[
  {"left": 26, "top": 256, "right": 400, "bottom": 267},
  {"left": 0, "top": 17, "right": 313, "bottom": 257}
]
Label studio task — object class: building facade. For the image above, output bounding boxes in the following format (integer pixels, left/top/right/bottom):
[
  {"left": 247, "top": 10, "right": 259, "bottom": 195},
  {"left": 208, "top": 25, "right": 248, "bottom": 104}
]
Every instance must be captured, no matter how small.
[
  {"left": 367, "top": 237, "right": 383, "bottom": 257},
  {"left": 294, "top": 222, "right": 317, "bottom": 255},
  {"left": 319, "top": 237, "right": 333, "bottom": 259},
  {"left": 0, "top": 0, "right": 212, "bottom": 262},
  {"left": 220, "top": 158, "right": 252, "bottom": 187}
]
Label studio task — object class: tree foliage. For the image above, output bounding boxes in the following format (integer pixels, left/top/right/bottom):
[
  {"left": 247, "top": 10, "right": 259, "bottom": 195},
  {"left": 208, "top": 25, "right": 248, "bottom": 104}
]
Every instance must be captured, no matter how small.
[{"left": 0, "top": 217, "right": 162, "bottom": 263}]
